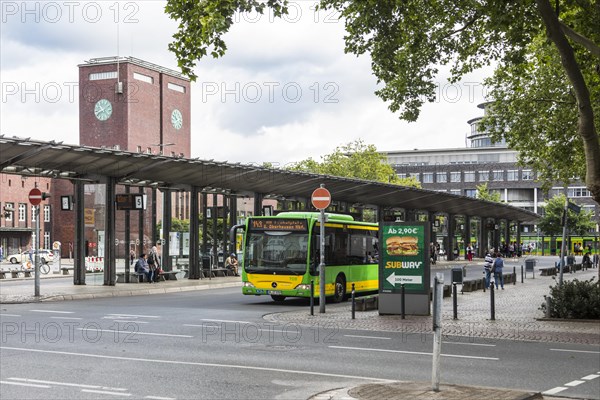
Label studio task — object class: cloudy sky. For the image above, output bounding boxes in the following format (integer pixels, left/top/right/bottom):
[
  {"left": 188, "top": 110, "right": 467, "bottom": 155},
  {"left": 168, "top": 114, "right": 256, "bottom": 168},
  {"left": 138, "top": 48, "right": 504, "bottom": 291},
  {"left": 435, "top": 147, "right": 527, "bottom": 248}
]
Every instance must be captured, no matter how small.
[{"left": 1, "top": 1, "right": 491, "bottom": 166}]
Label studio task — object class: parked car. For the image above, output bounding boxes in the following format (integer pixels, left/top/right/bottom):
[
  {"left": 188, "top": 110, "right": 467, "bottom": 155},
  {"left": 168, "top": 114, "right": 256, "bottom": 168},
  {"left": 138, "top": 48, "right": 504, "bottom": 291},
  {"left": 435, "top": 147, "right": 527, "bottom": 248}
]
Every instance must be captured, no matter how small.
[{"left": 7, "top": 249, "right": 54, "bottom": 264}]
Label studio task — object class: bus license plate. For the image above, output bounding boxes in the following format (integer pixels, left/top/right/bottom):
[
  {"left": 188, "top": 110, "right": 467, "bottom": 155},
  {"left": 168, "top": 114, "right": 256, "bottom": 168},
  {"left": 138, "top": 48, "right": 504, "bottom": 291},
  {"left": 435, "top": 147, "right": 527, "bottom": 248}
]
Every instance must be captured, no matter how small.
[{"left": 268, "top": 290, "right": 282, "bottom": 295}]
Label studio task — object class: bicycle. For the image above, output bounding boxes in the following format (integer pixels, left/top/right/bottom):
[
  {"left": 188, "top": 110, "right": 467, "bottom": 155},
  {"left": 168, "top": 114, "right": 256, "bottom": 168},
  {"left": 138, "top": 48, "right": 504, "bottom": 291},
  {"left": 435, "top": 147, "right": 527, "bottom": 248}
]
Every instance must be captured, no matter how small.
[{"left": 21, "top": 261, "right": 50, "bottom": 275}]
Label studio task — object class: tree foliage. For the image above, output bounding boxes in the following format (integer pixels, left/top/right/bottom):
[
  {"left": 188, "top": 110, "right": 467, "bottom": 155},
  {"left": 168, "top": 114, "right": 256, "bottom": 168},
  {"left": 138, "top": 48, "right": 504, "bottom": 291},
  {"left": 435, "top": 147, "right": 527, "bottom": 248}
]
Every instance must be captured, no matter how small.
[
  {"left": 476, "top": 182, "right": 501, "bottom": 202},
  {"left": 287, "top": 140, "right": 421, "bottom": 187},
  {"left": 537, "top": 194, "right": 595, "bottom": 236},
  {"left": 164, "top": 0, "right": 600, "bottom": 203}
]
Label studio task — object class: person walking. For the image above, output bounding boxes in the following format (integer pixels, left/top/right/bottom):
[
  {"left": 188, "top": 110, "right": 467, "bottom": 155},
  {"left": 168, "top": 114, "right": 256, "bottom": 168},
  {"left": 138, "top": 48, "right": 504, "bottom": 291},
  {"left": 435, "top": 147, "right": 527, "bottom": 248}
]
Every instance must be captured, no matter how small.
[
  {"left": 148, "top": 246, "right": 161, "bottom": 282},
  {"left": 483, "top": 251, "right": 494, "bottom": 289},
  {"left": 466, "top": 243, "right": 473, "bottom": 262},
  {"left": 493, "top": 252, "right": 505, "bottom": 290}
]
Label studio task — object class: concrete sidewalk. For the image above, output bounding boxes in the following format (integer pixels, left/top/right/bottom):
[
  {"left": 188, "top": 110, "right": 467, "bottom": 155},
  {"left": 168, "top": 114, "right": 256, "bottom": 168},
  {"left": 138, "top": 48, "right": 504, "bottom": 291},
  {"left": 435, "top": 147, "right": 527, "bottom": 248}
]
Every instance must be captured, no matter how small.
[{"left": 1, "top": 256, "right": 598, "bottom": 400}]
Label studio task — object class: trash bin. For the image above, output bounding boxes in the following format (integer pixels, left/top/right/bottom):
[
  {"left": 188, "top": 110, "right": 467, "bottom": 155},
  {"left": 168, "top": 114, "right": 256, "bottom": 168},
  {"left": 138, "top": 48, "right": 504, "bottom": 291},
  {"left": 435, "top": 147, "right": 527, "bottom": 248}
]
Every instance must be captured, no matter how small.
[
  {"left": 451, "top": 267, "right": 463, "bottom": 284},
  {"left": 525, "top": 259, "right": 536, "bottom": 272},
  {"left": 202, "top": 255, "right": 211, "bottom": 269}
]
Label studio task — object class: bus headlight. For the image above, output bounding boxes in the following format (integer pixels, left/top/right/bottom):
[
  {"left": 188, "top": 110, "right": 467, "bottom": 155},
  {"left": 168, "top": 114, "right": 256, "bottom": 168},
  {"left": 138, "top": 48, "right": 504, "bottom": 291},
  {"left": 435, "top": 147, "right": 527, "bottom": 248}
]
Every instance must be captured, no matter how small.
[
  {"left": 243, "top": 282, "right": 255, "bottom": 288},
  {"left": 294, "top": 284, "right": 311, "bottom": 290}
]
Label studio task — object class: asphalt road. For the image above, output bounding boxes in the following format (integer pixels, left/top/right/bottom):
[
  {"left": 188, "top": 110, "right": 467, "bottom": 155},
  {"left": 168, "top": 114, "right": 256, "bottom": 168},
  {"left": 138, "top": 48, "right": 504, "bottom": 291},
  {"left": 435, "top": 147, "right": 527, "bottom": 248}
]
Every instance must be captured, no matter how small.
[{"left": 1, "top": 287, "right": 599, "bottom": 399}]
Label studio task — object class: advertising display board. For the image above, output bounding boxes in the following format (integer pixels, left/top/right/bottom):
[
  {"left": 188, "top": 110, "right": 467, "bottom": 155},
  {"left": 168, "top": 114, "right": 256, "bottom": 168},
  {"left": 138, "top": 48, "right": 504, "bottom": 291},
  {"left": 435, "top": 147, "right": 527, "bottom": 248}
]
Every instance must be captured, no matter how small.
[{"left": 379, "top": 221, "right": 431, "bottom": 315}]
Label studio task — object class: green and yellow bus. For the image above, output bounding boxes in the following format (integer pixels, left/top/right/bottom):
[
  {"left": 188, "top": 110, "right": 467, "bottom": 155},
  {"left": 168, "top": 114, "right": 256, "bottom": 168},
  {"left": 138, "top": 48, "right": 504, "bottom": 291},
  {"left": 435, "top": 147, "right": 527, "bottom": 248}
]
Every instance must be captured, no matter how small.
[{"left": 239, "top": 212, "right": 379, "bottom": 302}]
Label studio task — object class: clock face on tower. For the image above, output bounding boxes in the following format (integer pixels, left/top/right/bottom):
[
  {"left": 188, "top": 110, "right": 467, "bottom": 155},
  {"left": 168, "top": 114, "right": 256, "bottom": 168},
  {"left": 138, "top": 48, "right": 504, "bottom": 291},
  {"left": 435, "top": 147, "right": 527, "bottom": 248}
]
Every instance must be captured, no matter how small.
[
  {"left": 171, "top": 109, "right": 183, "bottom": 130},
  {"left": 94, "top": 99, "right": 113, "bottom": 121}
]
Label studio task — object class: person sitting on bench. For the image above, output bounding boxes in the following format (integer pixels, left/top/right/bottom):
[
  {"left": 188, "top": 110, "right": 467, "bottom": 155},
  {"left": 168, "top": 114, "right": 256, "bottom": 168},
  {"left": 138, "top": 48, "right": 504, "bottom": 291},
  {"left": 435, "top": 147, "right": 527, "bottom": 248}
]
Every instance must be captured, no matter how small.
[
  {"left": 225, "top": 253, "right": 239, "bottom": 276},
  {"left": 135, "top": 253, "right": 153, "bottom": 283}
]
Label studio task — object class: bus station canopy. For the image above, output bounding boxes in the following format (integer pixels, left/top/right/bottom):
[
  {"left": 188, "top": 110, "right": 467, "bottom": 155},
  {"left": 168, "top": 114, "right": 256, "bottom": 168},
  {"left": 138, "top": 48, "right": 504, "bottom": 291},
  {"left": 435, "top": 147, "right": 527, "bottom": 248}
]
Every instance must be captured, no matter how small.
[{"left": 0, "top": 136, "right": 539, "bottom": 223}]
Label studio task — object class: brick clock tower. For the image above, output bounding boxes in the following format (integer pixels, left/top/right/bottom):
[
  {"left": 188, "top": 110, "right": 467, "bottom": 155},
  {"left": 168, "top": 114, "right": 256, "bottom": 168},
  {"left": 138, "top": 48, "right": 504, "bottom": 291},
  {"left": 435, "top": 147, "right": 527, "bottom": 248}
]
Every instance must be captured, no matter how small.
[{"left": 78, "top": 57, "right": 191, "bottom": 156}]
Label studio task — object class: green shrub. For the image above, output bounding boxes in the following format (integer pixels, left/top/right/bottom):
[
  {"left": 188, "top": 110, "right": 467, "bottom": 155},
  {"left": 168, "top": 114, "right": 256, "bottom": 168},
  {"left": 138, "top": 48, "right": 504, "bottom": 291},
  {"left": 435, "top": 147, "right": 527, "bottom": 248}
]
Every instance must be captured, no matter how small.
[{"left": 540, "top": 277, "right": 600, "bottom": 319}]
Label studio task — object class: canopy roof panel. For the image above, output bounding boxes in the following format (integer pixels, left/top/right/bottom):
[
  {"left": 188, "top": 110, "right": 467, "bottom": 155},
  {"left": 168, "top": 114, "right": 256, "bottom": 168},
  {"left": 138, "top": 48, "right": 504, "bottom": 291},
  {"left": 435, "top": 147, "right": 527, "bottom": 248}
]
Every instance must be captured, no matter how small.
[{"left": 0, "top": 135, "right": 539, "bottom": 223}]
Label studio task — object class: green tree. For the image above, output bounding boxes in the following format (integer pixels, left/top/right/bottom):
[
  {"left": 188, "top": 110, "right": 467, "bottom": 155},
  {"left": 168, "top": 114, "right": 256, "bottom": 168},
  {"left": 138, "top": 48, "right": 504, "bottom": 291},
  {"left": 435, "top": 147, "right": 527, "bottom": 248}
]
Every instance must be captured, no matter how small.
[
  {"left": 164, "top": 0, "right": 600, "bottom": 203},
  {"left": 476, "top": 183, "right": 501, "bottom": 202},
  {"left": 287, "top": 140, "right": 421, "bottom": 187},
  {"left": 537, "top": 194, "right": 595, "bottom": 236}
]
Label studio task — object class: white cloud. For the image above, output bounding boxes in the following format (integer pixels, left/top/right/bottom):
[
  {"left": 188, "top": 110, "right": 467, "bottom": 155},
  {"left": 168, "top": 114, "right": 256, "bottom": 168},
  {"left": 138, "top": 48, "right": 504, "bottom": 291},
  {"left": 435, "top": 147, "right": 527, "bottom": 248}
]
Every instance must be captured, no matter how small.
[{"left": 1, "top": 1, "right": 490, "bottom": 165}]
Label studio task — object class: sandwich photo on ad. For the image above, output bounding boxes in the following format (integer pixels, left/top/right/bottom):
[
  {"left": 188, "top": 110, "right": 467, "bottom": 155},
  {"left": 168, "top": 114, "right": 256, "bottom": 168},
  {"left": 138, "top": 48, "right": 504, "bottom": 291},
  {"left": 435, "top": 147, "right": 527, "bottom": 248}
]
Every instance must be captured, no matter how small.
[{"left": 386, "top": 236, "right": 418, "bottom": 256}]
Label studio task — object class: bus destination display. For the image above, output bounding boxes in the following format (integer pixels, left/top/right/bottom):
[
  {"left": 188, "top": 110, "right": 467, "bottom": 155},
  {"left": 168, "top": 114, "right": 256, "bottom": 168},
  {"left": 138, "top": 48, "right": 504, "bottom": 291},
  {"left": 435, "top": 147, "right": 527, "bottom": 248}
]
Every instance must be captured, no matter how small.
[{"left": 250, "top": 219, "right": 308, "bottom": 232}]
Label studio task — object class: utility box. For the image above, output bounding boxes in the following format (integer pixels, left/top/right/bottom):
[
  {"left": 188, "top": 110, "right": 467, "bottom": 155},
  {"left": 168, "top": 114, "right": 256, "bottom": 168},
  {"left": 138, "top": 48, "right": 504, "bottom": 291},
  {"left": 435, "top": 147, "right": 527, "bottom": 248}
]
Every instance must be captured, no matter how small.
[
  {"left": 451, "top": 267, "right": 463, "bottom": 284},
  {"left": 525, "top": 259, "right": 536, "bottom": 272}
]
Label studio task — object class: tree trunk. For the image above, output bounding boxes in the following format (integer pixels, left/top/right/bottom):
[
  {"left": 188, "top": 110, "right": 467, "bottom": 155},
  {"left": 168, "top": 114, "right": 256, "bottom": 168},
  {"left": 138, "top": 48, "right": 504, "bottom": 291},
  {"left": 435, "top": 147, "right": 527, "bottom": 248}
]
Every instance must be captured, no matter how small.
[{"left": 535, "top": 0, "right": 600, "bottom": 204}]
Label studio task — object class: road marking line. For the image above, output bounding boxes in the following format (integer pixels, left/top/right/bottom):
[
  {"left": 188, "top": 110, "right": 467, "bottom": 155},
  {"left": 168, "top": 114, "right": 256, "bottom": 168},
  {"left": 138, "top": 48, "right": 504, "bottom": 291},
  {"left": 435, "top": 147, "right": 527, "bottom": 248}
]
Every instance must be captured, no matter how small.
[
  {"left": 106, "top": 314, "right": 160, "bottom": 319},
  {"left": 145, "top": 397, "right": 176, "bottom": 400},
  {"left": 0, "top": 380, "right": 50, "bottom": 388},
  {"left": 0, "top": 346, "right": 396, "bottom": 383},
  {"left": 31, "top": 310, "right": 74, "bottom": 314},
  {"left": 82, "top": 389, "right": 132, "bottom": 396},
  {"left": 329, "top": 345, "right": 499, "bottom": 360},
  {"left": 542, "top": 387, "right": 567, "bottom": 395},
  {"left": 550, "top": 348, "right": 600, "bottom": 354},
  {"left": 201, "top": 319, "right": 252, "bottom": 324},
  {"left": 344, "top": 335, "right": 391, "bottom": 340},
  {"left": 77, "top": 328, "right": 192, "bottom": 338},
  {"left": 0, "top": 314, "right": 21, "bottom": 317},
  {"left": 104, "top": 319, "right": 149, "bottom": 324},
  {"left": 582, "top": 374, "right": 599, "bottom": 380},
  {"left": 442, "top": 342, "right": 495, "bottom": 347},
  {"left": 50, "top": 316, "right": 83, "bottom": 320},
  {"left": 8, "top": 377, "right": 127, "bottom": 391},
  {"left": 564, "top": 380, "right": 586, "bottom": 387}
]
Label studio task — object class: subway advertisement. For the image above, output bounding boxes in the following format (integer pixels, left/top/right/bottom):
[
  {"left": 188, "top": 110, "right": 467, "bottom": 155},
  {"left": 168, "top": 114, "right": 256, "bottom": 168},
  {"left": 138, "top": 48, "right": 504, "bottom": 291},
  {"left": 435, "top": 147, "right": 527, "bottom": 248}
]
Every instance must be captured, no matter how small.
[{"left": 380, "top": 222, "right": 430, "bottom": 294}]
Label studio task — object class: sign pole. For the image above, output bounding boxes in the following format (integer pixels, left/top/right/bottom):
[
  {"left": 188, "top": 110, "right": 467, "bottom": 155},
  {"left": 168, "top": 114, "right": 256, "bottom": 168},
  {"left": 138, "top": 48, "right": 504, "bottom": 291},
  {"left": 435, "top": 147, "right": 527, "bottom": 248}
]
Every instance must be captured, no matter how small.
[
  {"left": 34, "top": 206, "right": 40, "bottom": 297},
  {"left": 311, "top": 184, "right": 331, "bottom": 314},
  {"left": 319, "top": 207, "right": 326, "bottom": 313}
]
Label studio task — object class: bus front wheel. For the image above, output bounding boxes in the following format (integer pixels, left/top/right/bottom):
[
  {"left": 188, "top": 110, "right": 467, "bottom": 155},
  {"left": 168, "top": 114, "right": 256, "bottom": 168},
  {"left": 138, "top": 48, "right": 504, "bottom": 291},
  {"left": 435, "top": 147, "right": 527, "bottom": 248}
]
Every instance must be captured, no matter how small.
[
  {"left": 271, "top": 295, "right": 286, "bottom": 302},
  {"left": 332, "top": 275, "right": 346, "bottom": 303}
]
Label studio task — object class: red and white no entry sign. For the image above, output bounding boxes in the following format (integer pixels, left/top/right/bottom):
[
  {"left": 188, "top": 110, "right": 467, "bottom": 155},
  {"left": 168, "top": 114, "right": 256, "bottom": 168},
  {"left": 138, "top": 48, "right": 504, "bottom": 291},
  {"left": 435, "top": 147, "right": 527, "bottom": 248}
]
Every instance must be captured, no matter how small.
[
  {"left": 311, "top": 187, "right": 331, "bottom": 210},
  {"left": 28, "top": 188, "right": 42, "bottom": 206}
]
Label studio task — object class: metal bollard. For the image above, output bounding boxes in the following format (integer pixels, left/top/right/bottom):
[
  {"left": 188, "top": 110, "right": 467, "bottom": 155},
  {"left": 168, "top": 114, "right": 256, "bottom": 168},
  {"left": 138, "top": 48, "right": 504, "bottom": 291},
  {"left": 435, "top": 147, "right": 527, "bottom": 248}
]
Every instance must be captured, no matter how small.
[
  {"left": 513, "top": 266, "right": 516, "bottom": 285},
  {"left": 452, "top": 283, "right": 458, "bottom": 320},
  {"left": 482, "top": 275, "right": 486, "bottom": 293},
  {"left": 545, "top": 296, "right": 552, "bottom": 318},
  {"left": 521, "top": 265, "right": 524, "bottom": 283},
  {"left": 310, "top": 280, "right": 314, "bottom": 316},
  {"left": 351, "top": 283, "right": 355, "bottom": 320},
  {"left": 490, "top": 284, "right": 496, "bottom": 321},
  {"left": 401, "top": 284, "right": 406, "bottom": 319}
]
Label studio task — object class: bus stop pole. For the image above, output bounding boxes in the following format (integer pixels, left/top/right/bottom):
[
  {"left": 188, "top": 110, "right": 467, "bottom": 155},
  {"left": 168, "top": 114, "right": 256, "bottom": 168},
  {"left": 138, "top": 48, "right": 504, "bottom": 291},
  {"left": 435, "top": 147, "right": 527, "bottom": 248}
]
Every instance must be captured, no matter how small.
[{"left": 319, "top": 208, "right": 326, "bottom": 313}]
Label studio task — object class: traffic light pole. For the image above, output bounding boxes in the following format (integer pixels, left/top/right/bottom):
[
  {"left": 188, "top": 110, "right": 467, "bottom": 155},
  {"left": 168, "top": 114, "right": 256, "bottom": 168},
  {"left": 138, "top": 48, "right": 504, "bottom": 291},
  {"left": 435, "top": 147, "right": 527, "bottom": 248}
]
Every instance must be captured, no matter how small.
[{"left": 319, "top": 208, "right": 326, "bottom": 313}]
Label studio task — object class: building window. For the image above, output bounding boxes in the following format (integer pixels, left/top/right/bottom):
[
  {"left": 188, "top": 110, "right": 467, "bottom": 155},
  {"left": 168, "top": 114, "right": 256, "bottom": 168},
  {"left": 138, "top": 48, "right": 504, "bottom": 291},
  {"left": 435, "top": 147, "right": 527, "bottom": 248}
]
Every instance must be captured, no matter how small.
[
  {"left": 44, "top": 232, "right": 51, "bottom": 250},
  {"left": 450, "top": 189, "right": 461, "bottom": 196},
  {"left": 44, "top": 205, "right": 51, "bottom": 222},
  {"left": 133, "top": 72, "right": 153, "bottom": 84},
  {"left": 569, "top": 187, "right": 591, "bottom": 198},
  {"left": 465, "top": 189, "right": 477, "bottom": 198},
  {"left": 436, "top": 172, "right": 447, "bottom": 183},
  {"left": 522, "top": 169, "right": 534, "bottom": 180},
  {"left": 492, "top": 170, "right": 504, "bottom": 181},
  {"left": 507, "top": 170, "right": 519, "bottom": 181},
  {"left": 422, "top": 173, "right": 434, "bottom": 183},
  {"left": 137, "top": 146, "right": 142, "bottom": 153},
  {"left": 168, "top": 82, "right": 186, "bottom": 93},
  {"left": 450, "top": 172, "right": 461, "bottom": 183},
  {"left": 396, "top": 173, "right": 407, "bottom": 179},
  {"left": 478, "top": 171, "right": 490, "bottom": 181},
  {"left": 32, "top": 206, "right": 37, "bottom": 222},
  {"left": 4, "top": 202, "right": 14, "bottom": 221},
  {"left": 464, "top": 171, "right": 475, "bottom": 182},
  {"left": 89, "top": 71, "right": 118, "bottom": 80},
  {"left": 409, "top": 173, "right": 420, "bottom": 182},
  {"left": 18, "top": 204, "right": 26, "bottom": 222}
]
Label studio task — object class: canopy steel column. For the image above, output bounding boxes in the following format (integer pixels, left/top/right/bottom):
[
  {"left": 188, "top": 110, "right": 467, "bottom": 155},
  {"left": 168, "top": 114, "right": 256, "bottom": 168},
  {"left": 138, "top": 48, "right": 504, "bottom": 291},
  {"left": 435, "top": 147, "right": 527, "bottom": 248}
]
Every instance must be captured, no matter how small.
[
  {"left": 222, "top": 194, "right": 229, "bottom": 258},
  {"left": 516, "top": 222, "right": 522, "bottom": 251},
  {"left": 74, "top": 180, "right": 86, "bottom": 285},
  {"left": 162, "top": 189, "right": 172, "bottom": 271},
  {"left": 124, "top": 186, "right": 131, "bottom": 283},
  {"left": 212, "top": 193, "right": 218, "bottom": 268},
  {"left": 151, "top": 188, "right": 157, "bottom": 247},
  {"left": 202, "top": 192, "right": 208, "bottom": 256},
  {"left": 229, "top": 194, "right": 238, "bottom": 255},
  {"left": 189, "top": 187, "right": 200, "bottom": 279},
  {"left": 428, "top": 211, "right": 437, "bottom": 244},
  {"left": 448, "top": 214, "right": 456, "bottom": 261},
  {"left": 503, "top": 219, "right": 510, "bottom": 249},
  {"left": 254, "top": 193, "right": 264, "bottom": 216},
  {"left": 104, "top": 177, "right": 116, "bottom": 286},
  {"left": 465, "top": 216, "right": 472, "bottom": 254}
]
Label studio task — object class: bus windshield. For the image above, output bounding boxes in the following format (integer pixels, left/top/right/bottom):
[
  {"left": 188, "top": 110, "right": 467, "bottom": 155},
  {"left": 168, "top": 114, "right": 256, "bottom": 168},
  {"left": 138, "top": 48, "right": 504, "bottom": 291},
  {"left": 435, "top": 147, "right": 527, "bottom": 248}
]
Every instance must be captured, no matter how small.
[{"left": 244, "top": 231, "right": 308, "bottom": 275}]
